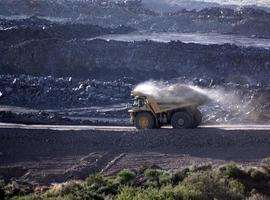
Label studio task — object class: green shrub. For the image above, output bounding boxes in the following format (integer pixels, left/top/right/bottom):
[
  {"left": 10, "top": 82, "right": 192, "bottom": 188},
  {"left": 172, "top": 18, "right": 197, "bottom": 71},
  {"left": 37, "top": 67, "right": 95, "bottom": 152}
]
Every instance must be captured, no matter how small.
[
  {"left": 144, "top": 169, "right": 163, "bottom": 180},
  {"left": 5, "top": 164, "right": 270, "bottom": 200},
  {"left": 246, "top": 193, "right": 269, "bottom": 200},
  {"left": 4, "top": 181, "right": 21, "bottom": 198},
  {"left": 116, "top": 186, "right": 175, "bottom": 200},
  {"left": 9, "top": 196, "right": 43, "bottom": 200},
  {"left": 171, "top": 170, "right": 188, "bottom": 186},
  {"left": 181, "top": 171, "right": 245, "bottom": 200},
  {"left": 248, "top": 168, "right": 268, "bottom": 182},
  {"left": 0, "top": 179, "right": 5, "bottom": 200},
  {"left": 135, "top": 187, "right": 174, "bottom": 200},
  {"left": 45, "top": 181, "right": 80, "bottom": 197},
  {"left": 220, "top": 163, "right": 247, "bottom": 179},
  {"left": 261, "top": 158, "right": 270, "bottom": 175},
  {"left": 9, "top": 195, "right": 74, "bottom": 200},
  {"left": 72, "top": 174, "right": 117, "bottom": 199},
  {"left": 72, "top": 187, "right": 104, "bottom": 200},
  {"left": 158, "top": 172, "right": 172, "bottom": 187},
  {"left": 115, "top": 186, "right": 135, "bottom": 200},
  {"left": 86, "top": 174, "right": 108, "bottom": 188},
  {"left": 174, "top": 185, "right": 208, "bottom": 200},
  {"left": 191, "top": 164, "right": 212, "bottom": 173},
  {"left": 116, "top": 169, "right": 135, "bottom": 185},
  {"left": 144, "top": 169, "right": 163, "bottom": 187}
]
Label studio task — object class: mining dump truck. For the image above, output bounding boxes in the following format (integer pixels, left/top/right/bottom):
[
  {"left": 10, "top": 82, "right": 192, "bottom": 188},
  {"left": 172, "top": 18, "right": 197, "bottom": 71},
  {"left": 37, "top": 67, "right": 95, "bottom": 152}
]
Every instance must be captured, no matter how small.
[{"left": 129, "top": 91, "right": 204, "bottom": 129}]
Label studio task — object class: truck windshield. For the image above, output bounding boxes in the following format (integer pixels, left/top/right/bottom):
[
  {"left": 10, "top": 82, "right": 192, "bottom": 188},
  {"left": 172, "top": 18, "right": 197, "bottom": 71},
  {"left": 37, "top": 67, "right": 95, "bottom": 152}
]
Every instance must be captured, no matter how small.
[{"left": 133, "top": 97, "right": 144, "bottom": 107}]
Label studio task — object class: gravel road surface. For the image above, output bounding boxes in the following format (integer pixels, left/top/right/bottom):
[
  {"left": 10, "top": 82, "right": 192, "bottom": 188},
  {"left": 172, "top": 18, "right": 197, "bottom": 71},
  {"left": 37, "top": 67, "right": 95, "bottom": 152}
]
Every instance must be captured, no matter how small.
[{"left": 0, "top": 123, "right": 270, "bottom": 185}]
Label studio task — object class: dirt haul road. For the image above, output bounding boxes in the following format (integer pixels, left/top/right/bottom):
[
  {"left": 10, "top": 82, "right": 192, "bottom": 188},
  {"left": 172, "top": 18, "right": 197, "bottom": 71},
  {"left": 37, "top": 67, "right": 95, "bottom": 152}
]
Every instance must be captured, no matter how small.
[{"left": 0, "top": 123, "right": 270, "bottom": 185}]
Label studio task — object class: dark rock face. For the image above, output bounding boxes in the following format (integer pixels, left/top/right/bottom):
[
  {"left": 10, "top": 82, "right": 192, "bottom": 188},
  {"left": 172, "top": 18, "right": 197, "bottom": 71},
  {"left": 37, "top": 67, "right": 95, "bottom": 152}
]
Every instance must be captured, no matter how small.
[
  {"left": 1, "top": 39, "right": 270, "bottom": 83},
  {"left": 1, "top": 1, "right": 270, "bottom": 38},
  {"left": 0, "top": 17, "right": 134, "bottom": 45}
]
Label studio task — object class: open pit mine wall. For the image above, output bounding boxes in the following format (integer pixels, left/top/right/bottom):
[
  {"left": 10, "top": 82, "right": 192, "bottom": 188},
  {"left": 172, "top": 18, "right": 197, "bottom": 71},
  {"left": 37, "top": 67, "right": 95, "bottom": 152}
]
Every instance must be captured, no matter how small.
[
  {"left": 1, "top": 0, "right": 270, "bottom": 38},
  {"left": 0, "top": 39, "right": 270, "bottom": 83}
]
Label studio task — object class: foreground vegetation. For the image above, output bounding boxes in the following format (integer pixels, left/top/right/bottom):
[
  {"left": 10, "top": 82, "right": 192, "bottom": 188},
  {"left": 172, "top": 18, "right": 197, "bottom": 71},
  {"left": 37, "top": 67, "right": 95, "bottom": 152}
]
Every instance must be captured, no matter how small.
[{"left": 1, "top": 159, "right": 270, "bottom": 200}]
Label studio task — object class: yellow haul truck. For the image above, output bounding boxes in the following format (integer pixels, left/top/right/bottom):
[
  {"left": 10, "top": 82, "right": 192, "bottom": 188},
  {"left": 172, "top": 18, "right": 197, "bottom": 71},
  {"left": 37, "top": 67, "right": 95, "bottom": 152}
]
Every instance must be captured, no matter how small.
[{"left": 129, "top": 91, "right": 203, "bottom": 129}]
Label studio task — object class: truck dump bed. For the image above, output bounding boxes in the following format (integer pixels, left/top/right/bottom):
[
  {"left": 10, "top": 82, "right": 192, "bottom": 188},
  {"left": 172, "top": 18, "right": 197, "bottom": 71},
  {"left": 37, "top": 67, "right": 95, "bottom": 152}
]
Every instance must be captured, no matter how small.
[{"left": 132, "top": 90, "right": 208, "bottom": 113}]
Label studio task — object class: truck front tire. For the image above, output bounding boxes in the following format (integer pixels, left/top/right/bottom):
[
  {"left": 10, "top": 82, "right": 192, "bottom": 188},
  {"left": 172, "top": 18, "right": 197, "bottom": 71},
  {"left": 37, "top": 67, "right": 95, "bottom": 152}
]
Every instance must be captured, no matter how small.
[
  {"left": 171, "top": 112, "right": 193, "bottom": 129},
  {"left": 135, "top": 112, "right": 155, "bottom": 129}
]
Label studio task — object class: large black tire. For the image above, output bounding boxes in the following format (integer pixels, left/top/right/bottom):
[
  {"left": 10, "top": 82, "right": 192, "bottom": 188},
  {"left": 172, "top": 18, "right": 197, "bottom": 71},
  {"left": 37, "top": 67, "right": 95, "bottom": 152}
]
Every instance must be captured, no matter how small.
[
  {"left": 171, "top": 111, "right": 193, "bottom": 129},
  {"left": 191, "top": 108, "right": 202, "bottom": 128},
  {"left": 135, "top": 112, "right": 155, "bottom": 129}
]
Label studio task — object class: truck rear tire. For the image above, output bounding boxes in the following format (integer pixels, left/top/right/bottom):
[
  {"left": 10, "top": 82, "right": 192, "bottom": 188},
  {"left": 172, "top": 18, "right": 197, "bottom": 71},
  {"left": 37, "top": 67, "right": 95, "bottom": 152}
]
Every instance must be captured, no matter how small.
[
  {"left": 191, "top": 108, "right": 202, "bottom": 128},
  {"left": 135, "top": 112, "right": 155, "bottom": 129},
  {"left": 171, "top": 112, "right": 193, "bottom": 129}
]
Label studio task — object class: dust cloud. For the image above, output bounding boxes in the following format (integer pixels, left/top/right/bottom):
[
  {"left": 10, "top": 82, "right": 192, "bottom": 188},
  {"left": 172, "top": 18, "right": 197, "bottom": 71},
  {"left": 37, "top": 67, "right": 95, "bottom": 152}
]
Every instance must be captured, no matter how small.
[
  {"left": 132, "top": 81, "right": 209, "bottom": 106},
  {"left": 133, "top": 80, "right": 258, "bottom": 124}
]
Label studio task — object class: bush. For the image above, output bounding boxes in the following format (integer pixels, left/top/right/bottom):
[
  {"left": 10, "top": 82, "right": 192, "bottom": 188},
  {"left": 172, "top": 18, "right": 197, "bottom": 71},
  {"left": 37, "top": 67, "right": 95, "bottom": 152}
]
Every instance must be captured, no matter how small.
[
  {"left": 4, "top": 181, "right": 21, "bottom": 198},
  {"left": 159, "top": 172, "right": 172, "bottom": 187},
  {"left": 135, "top": 187, "right": 174, "bottom": 200},
  {"left": 10, "top": 196, "right": 73, "bottom": 200},
  {"left": 4, "top": 164, "right": 270, "bottom": 200},
  {"left": 261, "top": 158, "right": 270, "bottom": 175},
  {"left": 181, "top": 171, "right": 245, "bottom": 200},
  {"left": 9, "top": 196, "right": 43, "bottom": 200},
  {"left": 116, "top": 186, "right": 175, "bottom": 200},
  {"left": 220, "top": 163, "right": 247, "bottom": 179},
  {"left": 0, "top": 179, "right": 5, "bottom": 200},
  {"left": 45, "top": 181, "right": 80, "bottom": 197},
  {"left": 174, "top": 185, "right": 208, "bottom": 200},
  {"left": 116, "top": 169, "right": 136, "bottom": 185},
  {"left": 171, "top": 170, "right": 188, "bottom": 186},
  {"left": 115, "top": 186, "right": 136, "bottom": 200},
  {"left": 72, "top": 187, "right": 104, "bottom": 200},
  {"left": 191, "top": 164, "right": 212, "bottom": 173},
  {"left": 144, "top": 169, "right": 164, "bottom": 187},
  {"left": 86, "top": 174, "right": 108, "bottom": 188},
  {"left": 71, "top": 174, "right": 117, "bottom": 199},
  {"left": 248, "top": 168, "right": 268, "bottom": 182},
  {"left": 247, "top": 193, "right": 269, "bottom": 200}
]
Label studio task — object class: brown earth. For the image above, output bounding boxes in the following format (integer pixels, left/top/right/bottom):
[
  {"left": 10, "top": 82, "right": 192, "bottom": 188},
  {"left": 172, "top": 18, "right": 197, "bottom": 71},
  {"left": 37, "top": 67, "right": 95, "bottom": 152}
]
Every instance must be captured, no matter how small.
[{"left": 0, "top": 126, "right": 270, "bottom": 185}]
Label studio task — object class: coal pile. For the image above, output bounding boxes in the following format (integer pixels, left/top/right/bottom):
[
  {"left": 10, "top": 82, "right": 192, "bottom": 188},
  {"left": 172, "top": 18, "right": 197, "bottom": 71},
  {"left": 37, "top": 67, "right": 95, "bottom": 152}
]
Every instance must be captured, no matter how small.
[
  {"left": 1, "top": 39, "right": 270, "bottom": 81},
  {"left": 0, "top": 17, "right": 134, "bottom": 45},
  {"left": 1, "top": 1, "right": 270, "bottom": 38},
  {"left": 0, "top": 75, "right": 135, "bottom": 125},
  {"left": 0, "top": 75, "right": 134, "bottom": 109}
]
